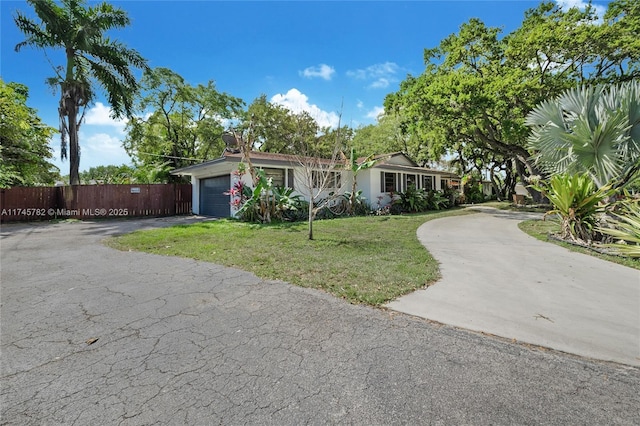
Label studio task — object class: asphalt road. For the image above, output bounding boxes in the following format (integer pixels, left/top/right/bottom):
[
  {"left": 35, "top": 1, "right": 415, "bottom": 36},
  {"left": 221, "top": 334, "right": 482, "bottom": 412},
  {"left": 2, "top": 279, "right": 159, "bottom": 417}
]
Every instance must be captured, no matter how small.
[{"left": 1, "top": 216, "right": 639, "bottom": 425}]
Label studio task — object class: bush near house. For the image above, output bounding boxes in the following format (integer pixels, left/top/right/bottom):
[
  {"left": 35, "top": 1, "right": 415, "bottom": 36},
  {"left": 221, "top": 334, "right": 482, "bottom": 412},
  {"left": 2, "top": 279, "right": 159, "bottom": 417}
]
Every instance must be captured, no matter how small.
[
  {"left": 395, "top": 186, "right": 451, "bottom": 213},
  {"left": 462, "top": 174, "right": 485, "bottom": 204}
]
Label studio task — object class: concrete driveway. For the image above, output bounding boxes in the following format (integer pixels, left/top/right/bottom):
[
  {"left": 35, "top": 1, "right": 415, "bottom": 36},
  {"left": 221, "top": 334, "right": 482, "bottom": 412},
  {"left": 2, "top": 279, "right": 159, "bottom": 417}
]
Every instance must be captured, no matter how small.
[
  {"left": 2, "top": 216, "right": 640, "bottom": 424},
  {"left": 387, "top": 207, "right": 640, "bottom": 367}
]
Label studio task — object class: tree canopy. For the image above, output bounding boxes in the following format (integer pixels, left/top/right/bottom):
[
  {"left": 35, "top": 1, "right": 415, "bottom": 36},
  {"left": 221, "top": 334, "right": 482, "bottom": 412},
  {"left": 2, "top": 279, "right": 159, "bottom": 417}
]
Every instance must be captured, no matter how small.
[
  {"left": 234, "top": 95, "right": 350, "bottom": 158},
  {"left": 384, "top": 0, "right": 639, "bottom": 196},
  {"left": 78, "top": 162, "right": 172, "bottom": 184},
  {"left": 351, "top": 114, "right": 419, "bottom": 162},
  {"left": 0, "top": 80, "right": 58, "bottom": 187},
  {"left": 123, "top": 67, "right": 244, "bottom": 177}
]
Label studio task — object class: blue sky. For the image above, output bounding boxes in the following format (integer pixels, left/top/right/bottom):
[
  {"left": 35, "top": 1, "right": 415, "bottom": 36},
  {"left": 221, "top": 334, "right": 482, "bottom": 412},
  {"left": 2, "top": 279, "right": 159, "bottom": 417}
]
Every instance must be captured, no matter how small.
[{"left": 1, "top": 0, "right": 607, "bottom": 173}]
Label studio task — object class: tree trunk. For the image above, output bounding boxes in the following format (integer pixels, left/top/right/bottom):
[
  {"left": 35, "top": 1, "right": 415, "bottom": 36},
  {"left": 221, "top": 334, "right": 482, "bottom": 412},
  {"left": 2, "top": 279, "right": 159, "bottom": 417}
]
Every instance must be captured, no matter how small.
[
  {"left": 349, "top": 178, "right": 357, "bottom": 215},
  {"left": 514, "top": 159, "right": 545, "bottom": 203},
  {"left": 489, "top": 169, "right": 502, "bottom": 200},
  {"left": 67, "top": 102, "right": 80, "bottom": 185},
  {"left": 308, "top": 198, "right": 314, "bottom": 240}
]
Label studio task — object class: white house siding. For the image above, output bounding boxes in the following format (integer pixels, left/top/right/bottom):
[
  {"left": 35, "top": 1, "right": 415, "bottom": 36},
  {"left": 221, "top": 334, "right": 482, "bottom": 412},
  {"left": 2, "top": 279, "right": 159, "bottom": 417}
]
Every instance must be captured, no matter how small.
[
  {"left": 173, "top": 152, "right": 460, "bottom": 218},
  {"left": 226, "top": 165, "right": 354, "bottom": 217},
  {"left": 362, "top": 168, "right": 450, "bottom": 209},
  {"left": 191, "top": 175, "right": 200, "bottom": 214}
]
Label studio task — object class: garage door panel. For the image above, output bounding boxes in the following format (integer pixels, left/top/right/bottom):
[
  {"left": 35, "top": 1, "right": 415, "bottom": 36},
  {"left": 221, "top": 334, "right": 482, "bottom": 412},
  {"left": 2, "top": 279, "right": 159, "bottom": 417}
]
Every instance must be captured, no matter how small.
[{"left": 200, "top": 175, "right": 231, "bottom": 217}]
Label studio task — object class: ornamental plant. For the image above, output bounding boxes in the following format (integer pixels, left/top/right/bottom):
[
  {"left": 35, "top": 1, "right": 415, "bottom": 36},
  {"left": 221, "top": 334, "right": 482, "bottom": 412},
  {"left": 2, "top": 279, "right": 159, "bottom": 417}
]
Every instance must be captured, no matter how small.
[
  {"left": 599, "top": 198, "right": 640, "bottom": 258},
  {"left": 229, "top": 165, "right": 305, "bottom": 223},
  {"left": 531, "top": 173, "right": 611, "bottom": 242}
]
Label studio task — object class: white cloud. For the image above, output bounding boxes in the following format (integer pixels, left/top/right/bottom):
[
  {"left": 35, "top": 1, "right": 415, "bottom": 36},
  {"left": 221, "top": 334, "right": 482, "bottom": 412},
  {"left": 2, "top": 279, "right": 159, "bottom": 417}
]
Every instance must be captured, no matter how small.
[
  {"left": 48, "top": 129, "right": 132, "bottom": 173},
  {"left": 300, "top": 64, "right": 335, "bottom": 81},
  {"left": 82, "top": 132, "right": 131, "bottom": 167},
  {"left": 270, "top": 88, "right": 340, "bottom": 128},
  {"left": 370, "top": 78, "right": 390, "bottom": 89},
  {"left": 366, "top": 106, "right": 385, "bottom": 121},
  {"left": 555, "top": 0, "right": 606, "bottom": 19},
  {"left": 346, "top": 62, "right": 400, "bottom": 89},
  {"left": 84, "top": 102, "right": 127, "bottom": 131},
  {"left": 356, "top": 100, "right": 364, "bottom": 109}
]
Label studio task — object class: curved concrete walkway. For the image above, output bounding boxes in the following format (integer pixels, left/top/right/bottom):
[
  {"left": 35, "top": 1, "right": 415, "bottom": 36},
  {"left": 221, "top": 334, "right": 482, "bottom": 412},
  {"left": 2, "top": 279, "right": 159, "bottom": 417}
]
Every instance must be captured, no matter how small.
[{"left": 386, "top": 207, "right": 640, "bottom": 366}]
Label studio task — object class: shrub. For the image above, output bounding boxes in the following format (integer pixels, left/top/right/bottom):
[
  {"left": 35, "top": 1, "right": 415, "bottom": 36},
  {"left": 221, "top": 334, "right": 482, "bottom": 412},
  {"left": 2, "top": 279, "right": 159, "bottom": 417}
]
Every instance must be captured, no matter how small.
[
  {"left": 462, "top": 174, "right": 485, "bottom": 203},
  {"left": 531, "top": 173, "right": 611, "bottom": 242},
  {"left": 600, "top": 198, "right": 640, "bottom": 258},
  {"left": 397, "top": 185, "right": 429, "bottom": 212},
  {"left": 394, "top": 186, "right": 452, "bottom": 213}
]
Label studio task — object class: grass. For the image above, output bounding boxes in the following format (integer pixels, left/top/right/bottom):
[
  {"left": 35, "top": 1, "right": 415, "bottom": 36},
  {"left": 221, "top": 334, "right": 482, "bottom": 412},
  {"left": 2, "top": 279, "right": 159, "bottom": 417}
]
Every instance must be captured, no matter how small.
[
  {"left": 106, "top": 209, "right": 473, "bottom": 306},
  {"left": 518, "top": 218, "right": 640, "bottom": 270}
]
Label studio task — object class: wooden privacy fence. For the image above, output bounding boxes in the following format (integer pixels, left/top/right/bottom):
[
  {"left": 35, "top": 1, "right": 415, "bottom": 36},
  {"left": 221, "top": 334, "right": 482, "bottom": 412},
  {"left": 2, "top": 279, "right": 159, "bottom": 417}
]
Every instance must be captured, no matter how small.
[{"left": 0, "top": 184, "right": 192, "bottom": 223}]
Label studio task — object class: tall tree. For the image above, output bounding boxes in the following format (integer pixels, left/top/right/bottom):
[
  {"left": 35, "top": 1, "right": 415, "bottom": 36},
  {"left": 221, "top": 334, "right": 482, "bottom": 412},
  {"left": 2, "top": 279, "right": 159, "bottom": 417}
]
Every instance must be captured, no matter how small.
[
  {"left": 238, "top": 95, "right": 319, "bottom": 155},
  {"left": 0, "top": 80, "right": 59, "bottom": 187},
  {"left": 14, "top": 0, "right": 148, "bottom": 185},
  {"left": 351, "top": 113, "right": 419, "bottom": 161},
  {"left": 124, "top": 67, "right": 244, "bottom": 178},
  {"left": 385, "top": 0, "right": 639, "bottom": 198},
  {"left": 315, "top": 125, "right": 353, "bottom": 158}
]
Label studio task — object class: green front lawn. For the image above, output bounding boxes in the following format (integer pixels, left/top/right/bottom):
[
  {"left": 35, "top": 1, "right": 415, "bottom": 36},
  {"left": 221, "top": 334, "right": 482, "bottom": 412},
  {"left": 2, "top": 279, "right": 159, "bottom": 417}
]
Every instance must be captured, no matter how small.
[{"left": 106, "top": 210, "right": 473, "bottom": 305}]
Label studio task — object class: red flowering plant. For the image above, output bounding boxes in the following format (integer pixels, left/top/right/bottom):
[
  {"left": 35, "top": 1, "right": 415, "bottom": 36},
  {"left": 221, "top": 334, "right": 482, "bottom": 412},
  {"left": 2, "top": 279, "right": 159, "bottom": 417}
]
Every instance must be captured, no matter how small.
[{"left": 225, "top": 165, "right": 252, "bottom": 215}]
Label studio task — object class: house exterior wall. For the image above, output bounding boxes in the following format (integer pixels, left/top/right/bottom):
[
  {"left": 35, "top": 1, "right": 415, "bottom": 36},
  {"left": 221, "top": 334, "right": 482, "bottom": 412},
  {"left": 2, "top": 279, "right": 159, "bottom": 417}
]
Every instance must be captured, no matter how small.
[
  {"left": 359, "top": 167, "right": 456, "bottom": 209},
  {"left": 225, "top": 164, "right": 355, "bottom": 217},
  {"left": 175, "top": 152, "right": 461, "bottom": 217},
  {"left": 191, "top": 175, "right": 200, "bottom": 214},
  {"left": 189, "top": 162, "right": 237, "bottom": 215}
]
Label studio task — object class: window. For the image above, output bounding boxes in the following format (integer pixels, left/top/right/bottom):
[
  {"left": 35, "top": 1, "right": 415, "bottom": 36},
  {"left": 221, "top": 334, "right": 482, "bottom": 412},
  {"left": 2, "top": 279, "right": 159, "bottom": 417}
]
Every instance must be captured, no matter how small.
[
  {"left": 405, "top": 174, "right": 417, "bottom": 190},
  {"left": 312, "top": 171, "right": 340, "bottom": 188},
  {"left": 440, "top": 178, "right": 461, "bottom": 190},
  {"left": 287, "top": 169, "right": 294, "bottom": 189},
  {"left": 422, "top": 175, "right": 434, "bottom": 191},
  {"left": 263, "top": 168, "right": 285, "bottom": 187},
  {"left": 381, "top": 172, "right": 398, "bottom": 193}
]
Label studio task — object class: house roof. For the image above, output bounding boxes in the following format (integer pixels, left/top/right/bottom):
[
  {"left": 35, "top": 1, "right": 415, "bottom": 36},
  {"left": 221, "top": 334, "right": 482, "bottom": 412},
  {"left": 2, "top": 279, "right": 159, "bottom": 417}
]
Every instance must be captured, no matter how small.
[
  {"left": 357, "top": 152, "right": 418, "bottom": 167},
  {"left": 223, "top": 151, "right": 336, "bottom": 165},
  {"left": 172, "top": 149, "right": 460, "bottom": 179},
  {"left": 359, "top": 152, "right": 460, "bottom": 178}
]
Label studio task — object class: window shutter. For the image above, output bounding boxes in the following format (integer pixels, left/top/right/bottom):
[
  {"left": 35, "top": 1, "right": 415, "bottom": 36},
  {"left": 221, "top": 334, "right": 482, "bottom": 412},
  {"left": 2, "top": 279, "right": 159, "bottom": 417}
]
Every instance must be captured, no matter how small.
[
  {"left": 380, "top": 172, "right": 385, "bottom": 192},
  {"left": 288, "top": 168, "right": 294, "bottom": 189}
]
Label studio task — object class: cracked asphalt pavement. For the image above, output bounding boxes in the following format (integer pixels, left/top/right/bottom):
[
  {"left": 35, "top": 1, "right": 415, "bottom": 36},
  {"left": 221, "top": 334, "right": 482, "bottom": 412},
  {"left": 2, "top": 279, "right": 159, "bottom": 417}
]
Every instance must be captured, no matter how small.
[{"left": 2, "top": 217, "right": 639, "bottom": 425}]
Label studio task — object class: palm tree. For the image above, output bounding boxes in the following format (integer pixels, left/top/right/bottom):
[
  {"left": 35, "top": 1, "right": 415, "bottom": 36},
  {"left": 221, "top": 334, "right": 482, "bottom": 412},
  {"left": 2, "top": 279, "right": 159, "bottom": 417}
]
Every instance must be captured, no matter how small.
[
  {"left": 526, "top": 80, "right": 640, "bottom": 189},
  {"left": 14, "top": 0, "right": 148, "bottom": 185}
]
